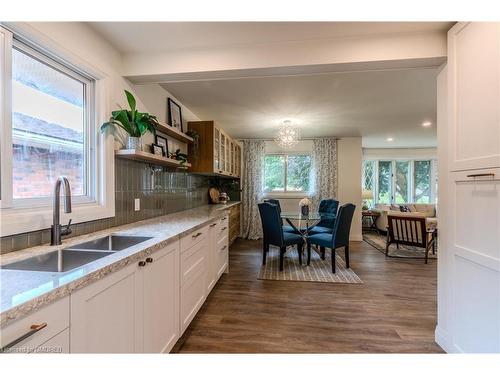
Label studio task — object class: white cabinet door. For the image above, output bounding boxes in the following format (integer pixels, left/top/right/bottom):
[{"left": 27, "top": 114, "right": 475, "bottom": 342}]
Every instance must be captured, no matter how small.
[
  {"left": 206, "top": 221, "right": 218, "bottom": 294},
  {"left": 140, "top": 242, "right": 180, "bottom": 353},
  {"left": 180, "top": 240, "right": 207, "bottom": 334},
  {"left": 70, "top": 263, "right": 139, "bottom": 353},
  {"left": 448, "top": 22, "right": 500, "bottom": 171},
  {"left": 448, "top": 169, "right": 500, "bottom": 352}
]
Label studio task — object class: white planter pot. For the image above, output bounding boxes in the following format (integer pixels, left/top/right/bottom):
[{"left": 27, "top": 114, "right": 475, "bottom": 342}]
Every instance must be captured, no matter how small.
[{"left": 127, "top": 136, "right": 142, "bottom": 151}]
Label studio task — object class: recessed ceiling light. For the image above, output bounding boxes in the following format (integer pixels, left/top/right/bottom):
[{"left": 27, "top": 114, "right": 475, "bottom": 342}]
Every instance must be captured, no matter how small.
[
  {"left": 387, "top": 137, "right": 394, "bottom": 142},
  {"left": 422, "top": 121, "right": 432, "bottom": 127}
]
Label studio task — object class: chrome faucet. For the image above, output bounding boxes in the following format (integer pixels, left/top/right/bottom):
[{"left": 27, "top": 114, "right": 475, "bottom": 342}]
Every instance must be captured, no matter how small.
[{"left": 51, "top": 176, "right": 73, "bottom": 246}]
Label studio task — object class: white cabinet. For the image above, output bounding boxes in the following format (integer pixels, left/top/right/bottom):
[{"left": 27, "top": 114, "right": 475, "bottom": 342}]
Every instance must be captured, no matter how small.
[
  {"left": 138, "top": 242, "right": 180, "bottom": 353},
  {"left": 448, "top": 22, "right": 500, "bottom": 171},
  {"left": 70, "top": 263, "right": 139, "bottom": 353},
  {"left": 206, "top": 221, "right": 219, "bottom": 293},
  {"left": 0, "top": 296, "right": 69, "bottom": 354},
  {"left": 71, "top": 242, "right": 180, "bottom": 353},
  {"left": 180, "top": 239, "right": 208, "bottom": 334}
]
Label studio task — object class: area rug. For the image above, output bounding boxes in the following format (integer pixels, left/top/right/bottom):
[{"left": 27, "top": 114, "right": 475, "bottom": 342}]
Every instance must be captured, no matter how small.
[
  {"left": 363, "top": 231, "right": 438, "bottom": 260},
  {"left": 258, "top": 246, "right": 363, "bottom": 284}
]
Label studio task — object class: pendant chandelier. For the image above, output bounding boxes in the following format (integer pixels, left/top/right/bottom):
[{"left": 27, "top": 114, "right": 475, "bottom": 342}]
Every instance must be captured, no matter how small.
[{"left": 274, "top": 120, "right": 300, "bottom": 149}]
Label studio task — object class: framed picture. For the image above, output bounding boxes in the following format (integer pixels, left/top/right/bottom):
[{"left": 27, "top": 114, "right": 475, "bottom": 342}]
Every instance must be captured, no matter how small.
[
  {"left": 167, "top": 98, "right": 183, "bottom": 132},
  {"left": 151, "top": 144, "right": 164, "bottom": 157},
  {"left": 155, "top": 134, "right": 169, "bottom": 156}
]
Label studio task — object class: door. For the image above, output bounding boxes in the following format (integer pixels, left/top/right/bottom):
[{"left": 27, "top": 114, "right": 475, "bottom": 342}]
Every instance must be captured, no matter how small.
[
  {"left": 213, "top": 126, "right": 220, "bottom": 173},
  {"left": 448, "top": 22, "right": 500, "bottom": 171},
  {"left": 70, "top": 263, "right": 139, "bottom": 353},
  {"left": 220, "top": 132, "right": 226, "bottom": 174},
  {"left": 448, "top": 169, "right": 500, "bottom": 352},
  {"left": 140, "top": 243, "right": 180, "bottom": 353},
  {"left": 206, "top": 221, "right": 218, "bottom": 294}
]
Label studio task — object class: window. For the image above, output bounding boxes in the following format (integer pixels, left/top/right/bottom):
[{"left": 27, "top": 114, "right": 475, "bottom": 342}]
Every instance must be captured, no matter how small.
[
  {"left": 362, "top": 159, "right": 437, "bottom": 205},
  {"left": 0, "top": 26, "right": 114, "bottom": 237},
  {"left": 11, "top": 43, "right": 93, "bottom": 201},
  {"left": 264, "top": 154, "right": 311, "bottom": 193}
]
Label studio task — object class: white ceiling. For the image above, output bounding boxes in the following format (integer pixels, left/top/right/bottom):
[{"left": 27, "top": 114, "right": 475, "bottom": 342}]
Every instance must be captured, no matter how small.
[
  {"left": 88, "top": 22, "right": 444, "bottom": 148},
  {"left": 88, "top": 22, "right": 451, "bottom": 54},
  {"left": 161, "top": 67, "right": 438, "bottom": 148}
]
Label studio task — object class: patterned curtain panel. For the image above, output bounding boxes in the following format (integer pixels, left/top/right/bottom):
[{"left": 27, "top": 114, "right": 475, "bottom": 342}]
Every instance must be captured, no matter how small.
[
  {"left": 241, "top": 139, "right": 265, "bottom": 240},
  {"left": 311, "top": 138, "right": 338, "bottom": 209}
]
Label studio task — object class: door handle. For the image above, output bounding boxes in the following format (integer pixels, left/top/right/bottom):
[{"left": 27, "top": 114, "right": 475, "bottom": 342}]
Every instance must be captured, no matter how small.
[
  {"left": 0, "top": 322, "right": 47, "bottom": 352},
  {"left": 466, "top": 173, "right": 495, "bottom": 178}
]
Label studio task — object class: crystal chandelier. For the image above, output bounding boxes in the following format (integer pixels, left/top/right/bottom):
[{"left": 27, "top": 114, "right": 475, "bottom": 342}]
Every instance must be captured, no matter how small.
[{"left": 274, "top": 120, "right": 300, "bottom": 148}]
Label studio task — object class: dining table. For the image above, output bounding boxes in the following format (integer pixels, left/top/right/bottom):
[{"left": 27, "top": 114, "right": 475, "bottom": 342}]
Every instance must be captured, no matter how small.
[{"left": 280, "top": 211, "right": 336, "bottom": 245}]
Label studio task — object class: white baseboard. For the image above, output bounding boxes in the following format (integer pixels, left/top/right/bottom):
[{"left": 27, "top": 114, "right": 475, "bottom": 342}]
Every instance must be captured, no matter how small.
[
  {"left": 435, "top": 325, "right": 462, "bottom": 353},
  {"left": 350, "top": 235, "right": 363, "bottom": 242}
]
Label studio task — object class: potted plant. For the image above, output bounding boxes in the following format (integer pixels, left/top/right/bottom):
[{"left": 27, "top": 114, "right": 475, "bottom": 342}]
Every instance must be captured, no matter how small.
[
  {"left": 170, "top": 149, "right": 189, "bottom": 169},
  {"left": 101, "top": 90, "right": 159, "bottom": 151}
]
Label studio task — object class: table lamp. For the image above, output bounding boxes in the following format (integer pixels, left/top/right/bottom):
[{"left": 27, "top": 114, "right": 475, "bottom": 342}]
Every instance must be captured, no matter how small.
[{"left": 362, "top": 189, "right": 373, "bottom": 210}]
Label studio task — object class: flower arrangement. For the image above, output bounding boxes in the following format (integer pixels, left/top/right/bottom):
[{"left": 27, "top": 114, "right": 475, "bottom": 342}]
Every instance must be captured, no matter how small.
[{"left": 299, "top": 197, "right": 312, "bottom": 216}]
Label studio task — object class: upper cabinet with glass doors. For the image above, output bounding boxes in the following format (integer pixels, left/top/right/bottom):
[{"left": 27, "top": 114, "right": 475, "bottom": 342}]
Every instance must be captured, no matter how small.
[{"left": 187, "top": 121, "right": 241, "bottom": 178}]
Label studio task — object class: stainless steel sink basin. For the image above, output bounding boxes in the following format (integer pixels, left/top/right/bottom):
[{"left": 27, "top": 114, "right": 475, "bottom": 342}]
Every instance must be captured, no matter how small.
[
  {"left": 1, "top": 249, "right": 115, "bottom": 273},
  {"left": 67, "top": 235, "right": 153, "bottom": 252},
  {"left": 1, "top": 235, "right": 153, "bottom": 273}
]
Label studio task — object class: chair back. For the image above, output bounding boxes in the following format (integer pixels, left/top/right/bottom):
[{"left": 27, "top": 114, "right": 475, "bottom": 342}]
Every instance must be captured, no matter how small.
[
  {"left": 258, "top": 202, "right": 284, "bottom": 247},
  {"left": 387, "top": 215, "right": 427, "bottom": 248},
  {"left": 263, "top": 199, "right": 281, "bottom": 213},
  {"left": 317, "top": 199, "right": 339, "bottom": 228},
  {"left": 332, "top": 203, "right": 356, "bottom": 249}
]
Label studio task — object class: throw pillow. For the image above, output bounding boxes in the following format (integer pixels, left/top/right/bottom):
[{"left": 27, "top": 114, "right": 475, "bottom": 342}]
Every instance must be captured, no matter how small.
[{"left": 399, "top": 205, "right": 411, "bottom": 212}]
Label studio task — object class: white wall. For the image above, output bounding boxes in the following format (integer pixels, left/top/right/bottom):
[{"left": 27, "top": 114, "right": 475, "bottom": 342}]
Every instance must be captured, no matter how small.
[
  {"left": 263, "top": 138, "right": 362, "bottom": 241},
  {"left": 363, "top": 147, "right": 437, "bottom": 159}
]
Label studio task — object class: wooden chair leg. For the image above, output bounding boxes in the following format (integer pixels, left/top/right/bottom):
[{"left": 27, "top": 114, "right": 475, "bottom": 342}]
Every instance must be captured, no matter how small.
[
  {"left": 279, "top": 246, "right": 285, "bottom": 271},
  {"left": 425, "top": 244, "right": 430, "bottom": 264},
  {"left": 262, "top": 242, "right": 268, "bottom": 265},
  {"left": 320, "top": 246, "right": 326, "bottom": 260},
  {"left": 307, "top": 242, "right": 312, "bottom": 266},
  {"left": 344, "top": 245, "right": 350, "bottom": 268},
  {"left": 385, "top": 242, "right": 390, "bottom": 257},
  {"left": 297, "top": 243, "right": 303, "bottom": 265},
  {"left": 332, "top": 248, "right": 336, "bottom": 273}
]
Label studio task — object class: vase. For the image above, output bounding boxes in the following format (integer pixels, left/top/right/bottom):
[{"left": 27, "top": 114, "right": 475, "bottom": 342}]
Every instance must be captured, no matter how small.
[
  {"left": 301, "top": 205, "right": 309, "bottom": 216},
  {"left": 127, "top": 136, "right": 142, "bottom": 151}
]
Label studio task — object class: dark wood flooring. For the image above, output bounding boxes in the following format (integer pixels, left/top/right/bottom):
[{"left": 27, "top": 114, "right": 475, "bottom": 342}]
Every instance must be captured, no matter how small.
[{"left": 173, "top": 238, "right": 443, "bottom": 353}]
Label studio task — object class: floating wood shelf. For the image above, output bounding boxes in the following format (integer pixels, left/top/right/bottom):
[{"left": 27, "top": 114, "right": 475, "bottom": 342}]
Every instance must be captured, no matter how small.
[
  {"left": 115, "top": 149, "right": 191, "bottom": 168},
  {"left": 155, "top": 122, "right": 194, "bottom": 144}
]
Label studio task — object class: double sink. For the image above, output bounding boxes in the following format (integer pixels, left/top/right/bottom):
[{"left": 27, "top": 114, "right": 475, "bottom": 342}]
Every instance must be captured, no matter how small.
[{"left": 1, "top": 235, "right": 153, "bottom": 273}]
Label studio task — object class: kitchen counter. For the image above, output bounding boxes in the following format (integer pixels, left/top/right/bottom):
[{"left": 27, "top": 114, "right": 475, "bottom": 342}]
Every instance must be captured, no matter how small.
[{"left": 0, "top": 202, "right": 241, "bottom": 327}]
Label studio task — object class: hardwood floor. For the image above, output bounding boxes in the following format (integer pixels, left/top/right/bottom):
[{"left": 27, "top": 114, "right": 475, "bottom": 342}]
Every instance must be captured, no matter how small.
[{"left": 173, "top": 238, "right": 443, "bottom": 353}]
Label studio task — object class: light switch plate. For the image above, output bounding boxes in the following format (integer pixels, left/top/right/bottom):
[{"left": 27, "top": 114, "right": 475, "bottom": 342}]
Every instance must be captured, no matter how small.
[{"left": 134, "top": 198, "right": 140, "bottom": 211}]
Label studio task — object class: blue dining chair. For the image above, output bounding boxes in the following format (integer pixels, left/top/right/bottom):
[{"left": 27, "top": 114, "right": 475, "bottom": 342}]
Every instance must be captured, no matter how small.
[
  {"left": 306, "top": 203, "right": 356, "bottom": 273},
  {"left": 263, "top": 199, "right": 296, "bottom": 233},
  {"left": 258, "top": 202, "right": 304, "bottom": 271},
  {"left": 309, "top": 199, "right": 339, "bottom": 235}
]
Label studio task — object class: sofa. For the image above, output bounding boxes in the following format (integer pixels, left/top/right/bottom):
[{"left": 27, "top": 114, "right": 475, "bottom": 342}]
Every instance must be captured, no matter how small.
[{"left": 371, "top": 203, "right": 437, "bottom": 233}]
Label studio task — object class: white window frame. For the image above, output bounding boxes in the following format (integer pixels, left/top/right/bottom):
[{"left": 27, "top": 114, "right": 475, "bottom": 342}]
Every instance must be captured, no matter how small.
[
  {"left": 263, "top": 152, "right": 312, "bottom": 198},
  {"left": 362, "top": 158, "right": 438, "bottom": 205},
  {"left": 0, "top": 25, "right": 115, "bottom": 236}
]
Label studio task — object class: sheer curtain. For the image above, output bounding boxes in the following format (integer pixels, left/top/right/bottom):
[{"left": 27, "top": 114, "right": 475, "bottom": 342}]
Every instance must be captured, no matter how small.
[
  {"left": 241, "top": 139, "right": 265, "bottom": 240},
  {"left": 310, "top": 138, "right": 338, "bottom": 209}
]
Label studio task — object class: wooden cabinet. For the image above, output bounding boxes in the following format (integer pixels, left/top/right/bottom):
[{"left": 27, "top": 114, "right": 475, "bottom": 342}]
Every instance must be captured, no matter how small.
[
  {"left": 188, "top": 121, "right": 242, "bottom": 177},
  {"left": 448, "top": 22, "right": 500, "bottom": 171},
  {"left": 228, "top": 203, "right": 241, "bottom": 246},
  {"left": 71, "top": 243, "right": 180, "bottom": 353},
  {"left": 0, "top": 296, "right": 69, "bottom": 354}
]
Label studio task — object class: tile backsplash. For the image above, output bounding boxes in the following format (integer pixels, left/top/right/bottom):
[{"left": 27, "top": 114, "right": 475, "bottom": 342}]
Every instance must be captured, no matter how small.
[{"left": 0, "top": 158, "right": 223, "bottom": 254}]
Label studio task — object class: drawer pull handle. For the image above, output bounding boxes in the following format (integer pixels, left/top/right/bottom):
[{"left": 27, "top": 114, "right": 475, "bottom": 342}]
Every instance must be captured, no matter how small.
[
  {"left": 1, "top": 322, "right": 47, "bottom": 352},
  {"left": 221, "top": 245, "right": 227, "bottom": 251},
  {"left": 221, "top": 217, "right": 227, "bottom": 221},
  {"left": 138, "top": 261, "right": 146, "bottom": 267},
  {"left": 209, "top": 223, "right": 217, "bottom": 227},
  {"left": 467, "top": 173, "right": 495, "bottom": 178},
  {"left": 221, "top": 227, "right": 227, "bottom": 231},
  {"left": 146, "top": 257, "right": 153, "bottom": 263},
  {"left": 192, "top": 232, "right": 202, "bottom": 238}
]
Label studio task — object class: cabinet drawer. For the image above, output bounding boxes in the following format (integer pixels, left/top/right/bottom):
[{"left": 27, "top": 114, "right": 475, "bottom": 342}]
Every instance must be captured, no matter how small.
[
  {"left": 1, "top": 296, "right": 69, "bottom": 353},
  {"left": 218, "top": 222, "right": 229, "bottom": 240},
  {"left": 33, "top": 328, "right": 69, "bottom": 354},
  {"left": 216, "top": 240, "right": 229, "bottom": 278},
  {"left": 180, "top": 240, "right": 207, "bottom": 286},
  {"left": 180, "top": 225, "right": 208, "bottom": 253}
]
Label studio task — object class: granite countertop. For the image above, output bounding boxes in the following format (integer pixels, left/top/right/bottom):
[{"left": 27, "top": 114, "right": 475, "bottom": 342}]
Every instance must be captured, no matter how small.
[{"left": 0, "top": 202, "right": 241, "bottom": 327}]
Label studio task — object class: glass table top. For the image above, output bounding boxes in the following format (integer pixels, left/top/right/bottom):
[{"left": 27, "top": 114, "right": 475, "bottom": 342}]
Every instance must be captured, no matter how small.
[{"left": 280, "top": 212, "right": 335, "bottom": 221}]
